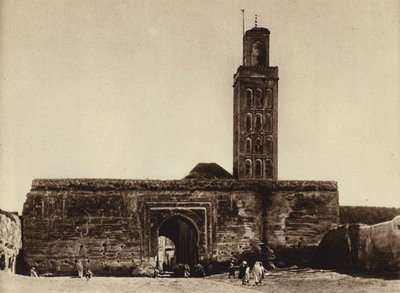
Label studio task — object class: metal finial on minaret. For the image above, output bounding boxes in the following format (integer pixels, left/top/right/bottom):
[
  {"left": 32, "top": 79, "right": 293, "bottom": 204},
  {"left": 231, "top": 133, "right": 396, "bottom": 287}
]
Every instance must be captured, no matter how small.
[
  {"left": 240, "top": 9, "right": 245, "bottom": 37},
  {"left": 255, "top": 14, "right": 258, "bottom": 27}
]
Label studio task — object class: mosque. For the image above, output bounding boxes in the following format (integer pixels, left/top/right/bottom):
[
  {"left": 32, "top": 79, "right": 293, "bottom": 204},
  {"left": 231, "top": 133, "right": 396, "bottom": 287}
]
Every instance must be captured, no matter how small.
[{"left": 22, "top": 25, "right": 339, "bottom": 275}]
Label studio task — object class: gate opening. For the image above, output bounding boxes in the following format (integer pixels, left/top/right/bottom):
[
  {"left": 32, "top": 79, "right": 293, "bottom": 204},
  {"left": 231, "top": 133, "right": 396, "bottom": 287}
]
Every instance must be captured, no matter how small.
[
  {"left": 158, "top": 215, "right": 198, "bottom": 269},
  {"left": 157, "top": 236, "right": 175, "bottom": 271}
]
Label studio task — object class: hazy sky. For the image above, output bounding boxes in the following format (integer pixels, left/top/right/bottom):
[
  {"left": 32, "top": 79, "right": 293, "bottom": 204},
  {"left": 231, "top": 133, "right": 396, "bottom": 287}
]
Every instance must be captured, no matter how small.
[{"left": 1, "top": 0, "right": 399, "bottom": 213}]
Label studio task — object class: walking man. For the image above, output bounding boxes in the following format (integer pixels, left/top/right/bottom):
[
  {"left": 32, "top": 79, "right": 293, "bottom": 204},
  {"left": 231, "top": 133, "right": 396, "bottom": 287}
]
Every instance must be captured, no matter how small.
[
  {"left": 75, "top": 259, "right": 83, "bottom": 278},
  {"left": 228, "top": 261, "right": 235, "bottom": 279}
]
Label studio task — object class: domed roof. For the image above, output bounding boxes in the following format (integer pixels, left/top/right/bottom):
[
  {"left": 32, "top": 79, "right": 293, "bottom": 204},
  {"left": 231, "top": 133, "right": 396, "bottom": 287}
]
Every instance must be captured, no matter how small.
[{"left": 184, "top": 163, "right": 233, "bottom": 180}]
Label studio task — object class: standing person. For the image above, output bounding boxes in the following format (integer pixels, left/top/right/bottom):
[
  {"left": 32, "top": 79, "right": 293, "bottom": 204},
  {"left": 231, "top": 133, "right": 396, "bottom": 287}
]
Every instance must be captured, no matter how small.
[
  {"left": 244, "top": 264, "right": 250, "bottom": 285},
  {"left": 75, "top": 259, "right": 83, "bottom": 278},
  {"left": 238, "top": 261, "right": 247, "bottom": 281},
  {"left": 253, "top": 261, "right": 263, "bottom": 285},
  {"left": 260, "top": 262, "right": 266, "bottom": 280},
  {"left": 228, "top": 261, "right": 235, "bottom": 279}
]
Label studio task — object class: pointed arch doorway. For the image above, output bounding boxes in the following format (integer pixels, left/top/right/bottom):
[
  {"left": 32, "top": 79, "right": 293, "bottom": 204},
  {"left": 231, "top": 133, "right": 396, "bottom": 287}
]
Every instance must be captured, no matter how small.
[{"left": 158, "top": 215, "right": 199, "bottom": 268}]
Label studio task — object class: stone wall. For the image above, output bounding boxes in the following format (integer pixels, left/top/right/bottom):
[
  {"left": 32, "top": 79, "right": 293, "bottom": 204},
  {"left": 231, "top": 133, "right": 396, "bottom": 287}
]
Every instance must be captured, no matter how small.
[
  {"left": 0, "top": 209, "right": 22, "bottom": 273},
  {"left": 22, "top": 189, "right": 138, "bottom": 276},
  {"left": 266, "top": 190, "right": 339, "bottom": 266},
  {"left": 22, "top": 179, "right": 338, "bottom": 275},
  {"left": 315, "top": 216, "right": 400, "bottom": 271}
]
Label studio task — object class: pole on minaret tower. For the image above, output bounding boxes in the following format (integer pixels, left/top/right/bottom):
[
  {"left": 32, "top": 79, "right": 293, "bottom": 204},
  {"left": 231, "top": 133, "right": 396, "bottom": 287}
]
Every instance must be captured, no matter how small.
[
  {"left": 240, "top": 9, "right": 245, "bottom": 65},
  {"left": 255, "top": 14, "right": 258, "bottom": 27}
]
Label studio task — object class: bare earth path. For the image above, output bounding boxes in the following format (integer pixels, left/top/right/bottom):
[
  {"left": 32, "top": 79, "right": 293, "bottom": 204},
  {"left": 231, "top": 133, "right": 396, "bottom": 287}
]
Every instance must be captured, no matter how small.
[{"left": 1, "top": 270, "right": 399, "bottom": 293}]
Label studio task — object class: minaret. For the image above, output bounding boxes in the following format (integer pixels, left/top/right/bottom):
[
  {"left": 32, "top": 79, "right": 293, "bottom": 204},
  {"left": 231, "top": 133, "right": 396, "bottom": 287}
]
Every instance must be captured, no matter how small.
[{"left": 233, "top": 22, "right": 279, "bottom": 180}]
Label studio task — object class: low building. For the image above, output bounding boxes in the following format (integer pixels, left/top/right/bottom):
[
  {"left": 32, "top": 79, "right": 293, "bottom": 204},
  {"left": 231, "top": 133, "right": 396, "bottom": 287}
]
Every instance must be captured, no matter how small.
[{"left": 0, "top": 209, "right": 22, "bottom": 273}]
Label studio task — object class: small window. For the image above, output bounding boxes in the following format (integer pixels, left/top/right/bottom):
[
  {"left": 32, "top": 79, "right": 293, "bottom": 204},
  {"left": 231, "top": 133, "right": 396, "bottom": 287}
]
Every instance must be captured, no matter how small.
[
  {"left": 255, "top": 137, "right": 263, "bottom": 154},
  {"left": 246, "top": 89, "right": 253, "bottom": 108},
  {"left": 256, "top": 89, "right": 264, "bottom": 108},
  {"left": 266, "top": 89, "right": 273, "bottom": 109},
  {"left": 266, "top": 138, "right": 273, "bottom": 157},
  {"left": 246, "top": 114, "right": 252, "bottom": 132},
  {"left": 255, "top": 114, "right": 262, "bottom": 131},
  {"left": 265, "top": 114, "right": 272, "bottom": 133},
  {"left": 265, "top": 160, "right": 273, "bottom": 178},
  {"left": 245, "top": 160, "right": 252, "bottom": 177},
  {"left": 255, "top": 160, "right": 262, "bottom": 177},
  {"left": 245, "top": 138, "right": 252, "bottom": 154}
]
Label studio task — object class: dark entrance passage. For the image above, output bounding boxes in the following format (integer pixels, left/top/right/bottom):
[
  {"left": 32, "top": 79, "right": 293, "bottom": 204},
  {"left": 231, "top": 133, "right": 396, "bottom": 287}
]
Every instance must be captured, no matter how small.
[{"left": 158, "top": 215, "right": 198, "bottom": 268}]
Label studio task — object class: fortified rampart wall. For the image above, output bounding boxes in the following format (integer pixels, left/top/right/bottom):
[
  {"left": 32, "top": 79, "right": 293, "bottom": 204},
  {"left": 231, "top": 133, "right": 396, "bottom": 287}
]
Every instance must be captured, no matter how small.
[{"left": 22, "top": 179, "right": 338, "bottom": 276}]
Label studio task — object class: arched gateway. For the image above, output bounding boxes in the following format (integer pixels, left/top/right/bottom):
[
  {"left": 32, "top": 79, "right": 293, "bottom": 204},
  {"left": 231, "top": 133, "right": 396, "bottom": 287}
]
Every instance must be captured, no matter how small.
[
  {"left": 146, "top": 203, "right": 210, "bottom": 267},
  {"left": 158, "top": 215, "right": 199, "bottom": 267}
]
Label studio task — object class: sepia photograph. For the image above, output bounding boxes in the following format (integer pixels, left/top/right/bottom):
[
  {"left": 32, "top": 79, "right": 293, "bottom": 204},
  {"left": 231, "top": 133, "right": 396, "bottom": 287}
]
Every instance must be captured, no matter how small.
[{"left": 1, "top": 0, "right": 399, "bottom": 292}]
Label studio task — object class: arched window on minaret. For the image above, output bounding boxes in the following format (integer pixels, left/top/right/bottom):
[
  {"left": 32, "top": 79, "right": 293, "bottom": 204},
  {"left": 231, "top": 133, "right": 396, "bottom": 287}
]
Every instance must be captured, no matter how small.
[
  {"left": 266, "top": 137, "right": 273, "bottom": 157},
  {"left": 255, "top": 137, "right": 263, "bottom": 154},
  {"left": 251, "top": 41, "right": 266, "bottom": 66},
  {"left": 266, "top": 89, "right": 273, "bottom": 109},
  {"left": 265, "top": 114, "right": 272, "bottom": 133},
  {"left": 246, "top": 113, "right": 252, "bottom": 132},
  {"left": 245, "top": 159, "right": 252, "bottom": 177},
  {"left": 265, "top": 159, "right": 273, "bottom": 178},
  {"left": 246, "top": 89, "right": 253, "bottom": 108},
  {"left": 255, "top": 113, "right": 262, "bottom": 131},
  {"left": 255, "top": 159, "right": 262, "bottom": 177},
  {"left": 255, "top": 89, "right": 264, "bottom": 108},
  {"left": 245, "top": 138, "right": 252, "bottom": 154}
]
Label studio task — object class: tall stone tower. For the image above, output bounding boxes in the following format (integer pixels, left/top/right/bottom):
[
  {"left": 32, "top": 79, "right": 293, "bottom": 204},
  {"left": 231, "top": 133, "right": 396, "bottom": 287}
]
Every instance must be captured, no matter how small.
[{"left": 233, "top": 27, "right": 278, "bottom": 180}]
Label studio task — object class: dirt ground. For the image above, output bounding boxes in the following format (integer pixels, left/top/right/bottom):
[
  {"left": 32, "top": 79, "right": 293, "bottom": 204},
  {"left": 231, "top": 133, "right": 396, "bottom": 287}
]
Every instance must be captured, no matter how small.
[
  {"left": 209, "top": 269, "right": 400, "bottom": 293},
  {"left": 1, "top": 269, "right": 399, "bottom": 293}
]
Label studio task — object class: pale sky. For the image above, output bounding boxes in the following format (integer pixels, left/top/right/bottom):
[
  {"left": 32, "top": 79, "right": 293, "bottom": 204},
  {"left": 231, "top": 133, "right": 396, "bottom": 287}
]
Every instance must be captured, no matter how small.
[{"left": 1, "top": 0, "right": 399, "bottom": 213}]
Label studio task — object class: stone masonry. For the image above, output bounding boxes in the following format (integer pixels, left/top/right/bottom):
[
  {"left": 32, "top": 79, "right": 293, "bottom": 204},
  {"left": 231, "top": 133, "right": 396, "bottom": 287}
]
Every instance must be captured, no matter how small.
[{"left": 22, "top": 179, "right": 338, "bottom": 275}]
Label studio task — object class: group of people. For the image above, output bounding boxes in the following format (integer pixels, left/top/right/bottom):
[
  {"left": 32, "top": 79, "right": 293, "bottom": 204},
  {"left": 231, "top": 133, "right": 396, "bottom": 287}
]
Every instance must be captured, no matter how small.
[
  {"left": 75, "top": 259, "right": 93, "bottom": 280},
  {"left": 30, "top": 259, "right": 272, "bottom": 283},
  {"left": 171, "top": 263, "right": 205, "bottom": 278},
  {"left": 229, "top": 260, "right": 269, "bottom": 286},
  {"left": 30, "top": 259, "right": 93, "bottom": 280}
]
